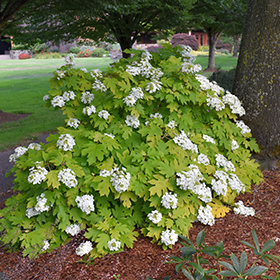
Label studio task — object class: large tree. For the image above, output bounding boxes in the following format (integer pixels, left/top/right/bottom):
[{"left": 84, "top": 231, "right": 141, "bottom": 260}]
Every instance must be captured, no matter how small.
[
  {"left": 8, "top": 0, "right": 194, "bottom": 57},
  {"left": 232, "top": 0, "right": 280, "bottom": 153},
  {"left": 222, "top": 0, "right": 247, "bottom": 56},
  {"left": 0, "top": 0, "right": 52, "bottom": 37},
  {"left": 187, "top": 0, "right": 247, "bottom": 70}
]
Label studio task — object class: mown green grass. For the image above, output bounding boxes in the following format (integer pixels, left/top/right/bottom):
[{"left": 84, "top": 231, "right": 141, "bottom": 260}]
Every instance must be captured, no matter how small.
[
  {"left": 0, "top": 57, "right": 112, "bottom": 151},
  {"left": 194, "top": 54, "right": 238, "bottom": 72},
  {"left": 0, "top": 55, "right": 237, "bottom": 151}
]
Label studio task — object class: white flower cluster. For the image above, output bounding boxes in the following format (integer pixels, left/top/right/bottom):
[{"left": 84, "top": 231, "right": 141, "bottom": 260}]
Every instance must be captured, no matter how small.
[
  {"left": 108, "top": 238, "right": 121, "bottom": 251},
  {"left": 173, "top": 130, "right": 198, "bottom": 153},
  {"left": 211, "top": 170, "right": 229, "bottom": 196},
  {"left": 35, "top": 193, "right": 50, "bottom": 213},
  {"left": 161, "top": 229, "right": 178, "bottom": 246},
  {"left": 195, "top": 74, "right": 212, "bottom": 90},
  {"left": 176, "top": 165, "right": 203, "bottom": 191},
  {"left": 233, "top": 201, "right": 255, "bottom": 216},
  {"left": 222, "top": 91, "right": 245, "bottom": 116},
  {"left": 123, "top": 87, "right": 144, "bottom": 107},
  {"left": 167, "top": 120, "right": 177, "bottom": 129},
  {"left": 28, "top": 143, "right": 41, "bottom": 150},
  {"left": 76, "top": 241, "right": 93, "bottom": 256},
  {"left": 25, "top": 207, "right": 40, "bottom": 218},
  {"left": 206, "top": 94, "right": 225, "bottom": 111},
  {"left": 57, "top": 134, "right": 75, "bottom": 151},
  {"left": 211, "top": 170, "right": 245, "bottom": 195},
  {"left": 75, "top": 194, "right": 95, "bottom": 215},
  {"left": 196, "top": 205, "right": 215, "bottom": 226},
  {"left": 51, "top": 96, "right": 65, "bottom": 107},
  {"left": 161, "top": 192, "right": 178, "bottom": 209},
  {"left": 147, "top": 210, "right": 162, "bottom": 224},
  {"left": 64, "top": 54, "right": 76, "bottom": 67},
  {"left": 65, "top": 224, "right": 80, "bottom": 236},
  {"left": 92, "top": 79, "right": 107, "bottom": 92},
  {"left": 100, "top": 168, "right": 114, "bottom": 177},
  {"left": 90, "top": 69, "right": 103, "bottom": 79},
  {"left": 181, "top": 62, "right": 202, "bottom": 74},
  {"left": 228, "top": 173, "right": 245, "bottom": 193},
  {"left": 67, "top": 118, "right": 80, "bottom": 129},
  {"left": 56, "top": 70, "right": 65, "bottom": 80},
  {"left": 150, "top": 113, "right": 162, "bottom": 119},
  {"left": 180, "top": 45, "right": 196, "bottom": 63},
  {"left": 125, "top": 115, "right": 140, "bottom": 129},
  {"left": 126, "top": 51, "right": 163, "bottom": 79},
  {"left": 231, "top": 139, "right": 239, "bottom": 150},
  {"left": 104, "top": 133, "right": 115, "bottom": 139},
  {"left": 26, "top": 193, "right": 50, "bottom": 218},
  {"left": 203, "top": 134, "right": 215, "bottom": 144},
  {"left": 98, "top": 110, "right": 110, "bottom": 120},
  {"left": 81, "top": 91, "right": 94, "bottom": 104},
  {"left": 197, "top": 153, "right": 210, "bottom": 165},
  {"left": 195, "top": 74, "right": 224, "bottom": 95},
  {"left": 235, "top": 120, "right": 251, "bottom": 135},
  {"left": 42, "top": 240, "right": 50, "bottom": 251},
  {"left": 28, "top": 164, "right": 48, "bottom": 185},
  {"left": 43, "top": 95, "right": 49, "bottom": 101},
  {"left": 63, "top": 91, "right": 76, "bottom": 102},
  {"left": 83, "top": 105, "right": 96, "bottom": 116},
  {"left": 146, "top": 79, "right": 162, "bottom": 93},
  {"left": 58, "top": 168, "right": 78, "bottom": 188},
  {"left": 176, "top": 165, "right": 212, "bottom": 203},
  {"left": 215, "top": 154, "right": 235, "bottom": 172},
  {"left": 110, "top": 167, "right": 131, "bottom": 193},
  {"left": 80, "top": 68, "right": 87, "bottom": 73},
  {"left": 9, "top": 146, "right": 28, "bottom": 162}
]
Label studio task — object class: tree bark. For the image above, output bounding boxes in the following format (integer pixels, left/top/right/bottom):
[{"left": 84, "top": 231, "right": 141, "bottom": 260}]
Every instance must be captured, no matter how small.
[
  {"left": 232, "top": 0, "right": 280, "bottom": 152},
  {"left": 205, "top": 28, "right": 221, "bottom": 70},
  {"left": 232, "top": 34, "right": 239, "bottom": 57}
]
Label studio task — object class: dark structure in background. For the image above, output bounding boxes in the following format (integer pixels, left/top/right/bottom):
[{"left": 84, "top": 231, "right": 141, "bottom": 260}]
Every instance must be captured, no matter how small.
[{"left": 0, "top": 36, "right": 11, "bottom": 54}]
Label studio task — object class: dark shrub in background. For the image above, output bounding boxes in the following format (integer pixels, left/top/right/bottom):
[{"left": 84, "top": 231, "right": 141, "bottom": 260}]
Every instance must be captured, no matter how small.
[
  {"left": 145, "top": 44, "right": 163, "bottom": 53},
  {"left": 211, "top": 68, "right": 236, "bottom": 92},
  {"left": 216, "top": 40, "right": 232, "bottom": 52},
  {"left": 171, "top": 33, "right": 199, "bottom": 51}
]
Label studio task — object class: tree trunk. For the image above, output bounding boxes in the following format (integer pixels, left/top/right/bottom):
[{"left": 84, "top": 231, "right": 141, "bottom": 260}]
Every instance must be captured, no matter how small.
[
  {"left": 232, "top": 0, "right": 280, "bottom": 153},
  {"left": 232, "top": 35, "right": 239, "bottom": 57},
  {"left": 206, "top": 29, "right": 221, "bottom": 71},
  {"left": 116, "top": 36, "right": 134, "bottom": 59}
]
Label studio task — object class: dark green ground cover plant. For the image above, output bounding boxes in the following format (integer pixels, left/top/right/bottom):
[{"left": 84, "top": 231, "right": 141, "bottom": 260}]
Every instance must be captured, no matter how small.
[
  {"left": 146, "top": 229, "right": 280, "bottom": 280},
  {"left": 0, "top": 44, "right": 262, "bottom": 261}
]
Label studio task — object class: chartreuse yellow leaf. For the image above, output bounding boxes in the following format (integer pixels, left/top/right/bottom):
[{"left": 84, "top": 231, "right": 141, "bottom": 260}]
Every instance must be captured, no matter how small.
[
  {"left": 208, "top": 198, "right": 231, "bottom": 218},
  {"left": 97, "top": 156, "right": 114, "bottom": 171},
  {"left": 45, "top": 170, "right": 60, "bottom": 189},
  {"left": 119, "top": 192, "right": 138, "bottom": 208},
  {"left": 148, "top": 174, "right": 174, "bottom": 196},
  {"left": 147, "top": 226, "right": 164, "bottom": 240},
  {"left": 221, "top": 187, "right": 236, "bottom": 205}
]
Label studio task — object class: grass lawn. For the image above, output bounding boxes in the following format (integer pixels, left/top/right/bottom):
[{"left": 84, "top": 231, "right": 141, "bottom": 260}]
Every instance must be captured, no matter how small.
[
  {"left": 0, "top": 57, "right": 112, "bottom": 151},
  {"left": 0, "top": 55, "right": 237, "bottom": 151}
]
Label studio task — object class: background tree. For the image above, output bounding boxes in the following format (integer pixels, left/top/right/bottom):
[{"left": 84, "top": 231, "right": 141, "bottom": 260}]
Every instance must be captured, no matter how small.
[
  {"left": 8, "top": 0, "right": 194, "bottom": 58},
  {"left": 222, "top": 0, "right": 247, "bottom": 57},
  {"left": 187, "top": 0, "right": 247, "bottom": 70},
  {"left": 232, "top": 0, "right": 280, "bottom": 154},
  {"left": 0, "top": 0, "right": 51, "bottom": 38}
]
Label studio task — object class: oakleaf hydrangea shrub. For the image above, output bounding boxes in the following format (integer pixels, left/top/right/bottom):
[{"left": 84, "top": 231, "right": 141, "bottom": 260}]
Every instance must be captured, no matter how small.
[{"left": 0, "top": 45, "right": 263, "bottom": 260}]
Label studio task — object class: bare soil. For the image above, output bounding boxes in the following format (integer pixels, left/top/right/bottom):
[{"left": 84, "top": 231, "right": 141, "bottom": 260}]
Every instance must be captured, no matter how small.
[
  {"left": 0, "top": 110, "right": 30, "bottom": 125},
  {"left": 0, "top": 113, "right": 279, "bottom": 280}
]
